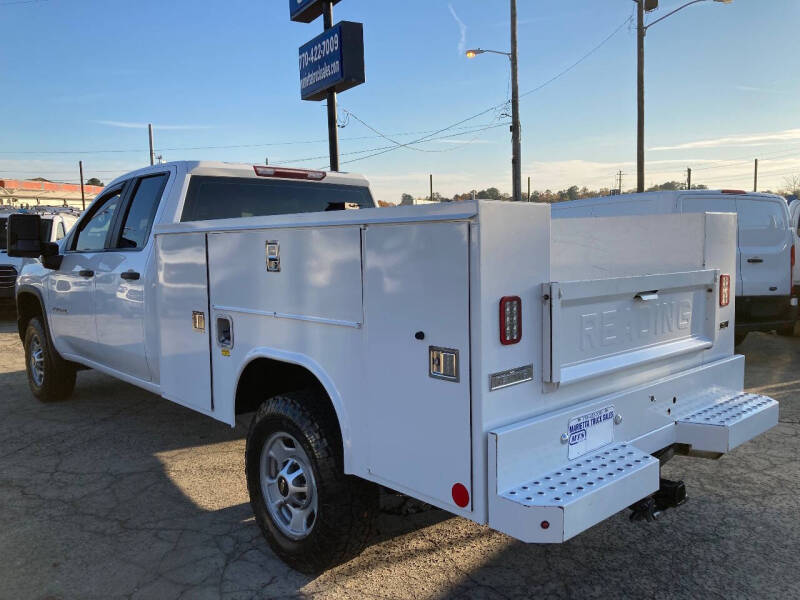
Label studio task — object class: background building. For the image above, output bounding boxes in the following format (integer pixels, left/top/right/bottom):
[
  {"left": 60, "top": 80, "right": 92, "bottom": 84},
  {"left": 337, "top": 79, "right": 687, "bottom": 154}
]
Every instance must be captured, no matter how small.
[{"left": 0, "top": 179, "right": 104, "bottom": 211}]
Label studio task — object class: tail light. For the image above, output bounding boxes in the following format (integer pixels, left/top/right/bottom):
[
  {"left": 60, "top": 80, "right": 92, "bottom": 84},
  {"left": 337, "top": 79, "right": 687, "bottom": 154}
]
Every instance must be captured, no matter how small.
[
  {"left": 719, "top": 274, "right": 730, "bottom": 307},
  {"left": 253, "top": 166, "right": 326, "bottom": 180},
  {"left": 500, "top": 296, "right": 522, "bottom": 345}
]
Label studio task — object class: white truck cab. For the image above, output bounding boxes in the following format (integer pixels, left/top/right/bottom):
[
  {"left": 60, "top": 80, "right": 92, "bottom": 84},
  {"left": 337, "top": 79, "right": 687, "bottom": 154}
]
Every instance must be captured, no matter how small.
[
  {"left": 0, "top": 207, "right": 79, "bottom": 306},
  {"left": 7, "top": 162, "right": 779, "bottom": 574},
  {"left": 552, "top": 190, "right": 798, "bottom": 343}
]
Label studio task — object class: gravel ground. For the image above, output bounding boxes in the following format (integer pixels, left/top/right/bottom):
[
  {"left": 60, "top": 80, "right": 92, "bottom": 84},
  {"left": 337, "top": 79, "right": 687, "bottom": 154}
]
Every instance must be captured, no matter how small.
[{"left": 0, "top": 307, "right": 798, "bottom": 600}]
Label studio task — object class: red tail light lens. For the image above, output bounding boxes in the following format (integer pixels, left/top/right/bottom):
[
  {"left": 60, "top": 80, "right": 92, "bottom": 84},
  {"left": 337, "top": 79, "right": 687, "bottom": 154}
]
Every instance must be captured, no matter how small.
[
  {"left": 720, "top": 274, "right": 730, "bottom": 307},
  {"left": 500, "top": 296, "right": 522, "bottom": 345},
  {"left": 253, "top": 166, "right": 326, "bottom": 180}
]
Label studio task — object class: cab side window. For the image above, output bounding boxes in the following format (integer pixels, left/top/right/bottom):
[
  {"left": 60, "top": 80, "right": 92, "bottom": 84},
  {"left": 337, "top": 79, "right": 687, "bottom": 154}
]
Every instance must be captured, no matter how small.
[
  {"left": 114, "top": 174, "right": 168, "bottom": 250},
  {"left": 73, "top": 191, "right": 123, "bottom": 252}
]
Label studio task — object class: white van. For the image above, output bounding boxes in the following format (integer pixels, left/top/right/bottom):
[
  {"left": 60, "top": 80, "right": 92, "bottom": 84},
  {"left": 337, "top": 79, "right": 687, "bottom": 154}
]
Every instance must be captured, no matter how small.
[
  {"left": 789, "top": 199, "right": 800, "bottom": 294},
  {"left": 552, "top": 190, "right": 798, "bottom": 344}
]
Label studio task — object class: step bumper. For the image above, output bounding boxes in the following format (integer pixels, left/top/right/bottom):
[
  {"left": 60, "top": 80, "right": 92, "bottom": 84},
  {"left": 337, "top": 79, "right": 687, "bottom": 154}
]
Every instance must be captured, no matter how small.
[
  {"left": 490, "top": 442, "right": 659, "bottom": 543},
  {"left": 675, "top": 392, "right": 778, "bottom": 453},
  {"left": 488, "top": 377, "right": 778, "bottom": 544}
]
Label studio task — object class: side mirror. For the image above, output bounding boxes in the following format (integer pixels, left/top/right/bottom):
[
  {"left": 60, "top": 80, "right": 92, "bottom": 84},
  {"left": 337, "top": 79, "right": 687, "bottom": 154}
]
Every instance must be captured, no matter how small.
[{"left": 7, "top": 214, "right": 43, "bottom": 258}]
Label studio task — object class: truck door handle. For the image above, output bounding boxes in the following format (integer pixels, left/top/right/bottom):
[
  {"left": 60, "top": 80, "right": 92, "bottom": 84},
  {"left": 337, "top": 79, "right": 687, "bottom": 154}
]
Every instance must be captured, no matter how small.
[
  {"left": 747, "top": 258, "right": 763, "bottom": 264},
  {"left": 120, "top": 271, "right": 140, "bottom": 281},
  {"left": 79, "top": 270, "right": 94, "bottom": 278},
  {"left": 635, "top": 291, "right": 659, "bottom": 302}
]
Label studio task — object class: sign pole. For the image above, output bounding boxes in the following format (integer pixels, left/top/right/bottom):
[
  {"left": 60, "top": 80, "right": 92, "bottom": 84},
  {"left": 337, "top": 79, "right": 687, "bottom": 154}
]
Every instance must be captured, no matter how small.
[
  {"left": 323, "top": 1, "right": 340, "bottom": 171},
  {"left": 79, "top": 160, "right": 85, "bottom": 211}
]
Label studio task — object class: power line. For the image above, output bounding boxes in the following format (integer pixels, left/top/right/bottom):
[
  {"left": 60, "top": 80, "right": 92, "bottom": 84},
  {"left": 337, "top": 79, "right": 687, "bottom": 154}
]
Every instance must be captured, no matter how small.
[
  {"left": 276, "top": 122, "right": 511, "bottom": 165},
  {"left": 689, "top": 146, "right": 800, "bottom": 172},
  {"left": 0, "top": 123, "right": 506, "bottom": 156},
  {"left": 333, "top": 14, "right": 634, "bottom": 167}
]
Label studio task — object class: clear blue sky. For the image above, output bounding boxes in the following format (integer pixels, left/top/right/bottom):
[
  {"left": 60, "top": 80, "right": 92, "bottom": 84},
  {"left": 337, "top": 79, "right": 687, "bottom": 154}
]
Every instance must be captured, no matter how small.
[{"left": 1, "top": 0, "right": 798, "bottom": 202}]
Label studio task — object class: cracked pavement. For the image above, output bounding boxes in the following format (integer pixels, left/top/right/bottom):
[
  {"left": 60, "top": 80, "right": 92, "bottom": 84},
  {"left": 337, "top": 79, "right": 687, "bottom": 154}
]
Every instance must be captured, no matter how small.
[{"left": 0, "top": 310, "right": 798, "bottom": 599}]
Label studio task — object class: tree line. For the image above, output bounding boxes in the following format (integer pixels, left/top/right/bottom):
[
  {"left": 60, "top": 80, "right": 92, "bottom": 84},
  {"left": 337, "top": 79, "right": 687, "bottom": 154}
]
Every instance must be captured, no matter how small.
[{"left": 393, "top": 181, "right": 708, "bottom": 206}]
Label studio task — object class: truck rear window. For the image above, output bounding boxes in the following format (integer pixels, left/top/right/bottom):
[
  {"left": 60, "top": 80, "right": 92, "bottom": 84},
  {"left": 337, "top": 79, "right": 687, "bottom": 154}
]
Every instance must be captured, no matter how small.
[{"left": 180, "top": 176, "right": 374, "bottom": 222}]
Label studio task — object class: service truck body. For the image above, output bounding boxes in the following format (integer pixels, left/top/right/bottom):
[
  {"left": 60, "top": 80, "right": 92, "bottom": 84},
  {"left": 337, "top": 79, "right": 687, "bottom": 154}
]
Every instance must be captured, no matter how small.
[{"left": 10, "top": 162, "right": 778, "bottom": 570}]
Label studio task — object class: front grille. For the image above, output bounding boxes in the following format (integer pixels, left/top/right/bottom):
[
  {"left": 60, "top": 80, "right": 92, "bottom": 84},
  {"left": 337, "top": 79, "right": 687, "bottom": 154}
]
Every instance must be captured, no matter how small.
[{"left": 0, "top": 265, "right": 18, "bottom": 289}]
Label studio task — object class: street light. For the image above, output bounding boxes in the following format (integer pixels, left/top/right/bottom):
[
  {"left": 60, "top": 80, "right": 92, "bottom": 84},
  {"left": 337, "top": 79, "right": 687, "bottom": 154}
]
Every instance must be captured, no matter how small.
[
  {"left": 634, "top": 0, "right": 732, "bottom": 193},
  {"left": 465, "top": 0, "right": 522, "bottom": 201}
]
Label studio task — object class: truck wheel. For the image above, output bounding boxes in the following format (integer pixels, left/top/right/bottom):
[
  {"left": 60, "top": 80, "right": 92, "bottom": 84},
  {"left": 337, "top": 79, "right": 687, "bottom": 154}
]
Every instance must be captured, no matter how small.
[
  {"left": 734, "top": 332, "right": 747, "bottom": 346},
  {"left": 24, "top": 317, "right": 76, "bottom": 402},
  {"left": 245, "top": 389, "right": 378, "bottom": 574}
]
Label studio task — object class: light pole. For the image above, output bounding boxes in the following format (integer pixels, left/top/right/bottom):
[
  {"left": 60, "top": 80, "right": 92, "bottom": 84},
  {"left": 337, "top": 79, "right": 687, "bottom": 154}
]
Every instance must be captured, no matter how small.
[
  {"left": 466, "top": 0, "right": 522, "bottom": 202},
  {"left": 634, "top": 0, "right": 732, "bottom": 193}
]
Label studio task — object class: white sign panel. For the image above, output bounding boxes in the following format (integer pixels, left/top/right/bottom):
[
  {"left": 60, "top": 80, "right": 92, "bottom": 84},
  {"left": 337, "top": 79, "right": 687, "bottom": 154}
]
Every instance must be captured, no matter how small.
[{"left": 568, "top": 406, "right": 615, "bottom": 459}]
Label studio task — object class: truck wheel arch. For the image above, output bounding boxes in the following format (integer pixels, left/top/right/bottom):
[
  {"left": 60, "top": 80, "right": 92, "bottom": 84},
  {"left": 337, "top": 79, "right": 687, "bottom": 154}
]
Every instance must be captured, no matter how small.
[
  {"left": 16, "top": 286, "right": 46, "bottom": 342},
  {"left": 234, "top": 350, "right": 353, "bottom": 469}
]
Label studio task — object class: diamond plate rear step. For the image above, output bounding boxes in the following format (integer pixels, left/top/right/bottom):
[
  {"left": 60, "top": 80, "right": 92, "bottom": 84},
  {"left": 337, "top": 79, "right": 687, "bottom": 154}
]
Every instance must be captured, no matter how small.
[
  {"left": 675, "top": 392, "right": 778, "bottom": 453},
  {"left": 489, "top": 443, "right": 659, "bottom": 543}
]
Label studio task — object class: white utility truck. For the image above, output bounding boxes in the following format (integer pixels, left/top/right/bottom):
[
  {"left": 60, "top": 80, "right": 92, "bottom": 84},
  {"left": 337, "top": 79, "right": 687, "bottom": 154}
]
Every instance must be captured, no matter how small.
[
  {"left": 0, "top": 207, "right": 78, "bottom": 306},
  {"left": 7, "top": 162, "right": 778, "bottom": 573},
  {"left": 552, "top": 190, "right": 798, "bottom": 344}
]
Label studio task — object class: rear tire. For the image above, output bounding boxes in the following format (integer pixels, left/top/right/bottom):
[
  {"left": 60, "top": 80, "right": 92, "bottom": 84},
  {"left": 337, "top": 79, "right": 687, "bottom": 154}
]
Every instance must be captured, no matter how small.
[
  {"left": 734, "top": 332, "right": 748, "bottom": 346},
  {"left": 24, "top": 317, "right": 76, "bottom": 402},
  {"left": 245, "top": 389, "right": 378, "bottom": 574}
]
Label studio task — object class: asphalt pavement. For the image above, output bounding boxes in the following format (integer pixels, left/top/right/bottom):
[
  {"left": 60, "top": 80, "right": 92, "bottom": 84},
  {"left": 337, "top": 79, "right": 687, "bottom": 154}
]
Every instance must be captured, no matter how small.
[{"left": 0, "top": 308, "right": 798, "bottom": 600}]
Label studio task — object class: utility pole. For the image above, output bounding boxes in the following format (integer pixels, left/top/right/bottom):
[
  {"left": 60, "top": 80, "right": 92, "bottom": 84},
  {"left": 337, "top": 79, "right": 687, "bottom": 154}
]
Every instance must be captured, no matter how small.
[
  {"left": 148, "top": 123, "right": 155, "bottom": 166},
  {"left": 527, "top": 176, "right": 531, "bottom": 201},
  {"left": 617, "top": 170, "right": 624, "bottom": 194},
  {"left": 79, "top": 161, "right": 85, "bottom": 211},
  {"left": 687, "top": 167, "right": 692, "bottom": 190},
  {"left": 510, "top": 0, "right": 522, "bottom": 201},
  {"left": 636, "top": 0, "right": 645, "bottom": 193},
  {"left": 753, "top": 158, "right": 758, "bottom": 192},
  {"left": 323, "top": 1, "right": 340, "bottom": 171},
  {"left": 430, "top": 174, "right": 434, "bottom": 202}
]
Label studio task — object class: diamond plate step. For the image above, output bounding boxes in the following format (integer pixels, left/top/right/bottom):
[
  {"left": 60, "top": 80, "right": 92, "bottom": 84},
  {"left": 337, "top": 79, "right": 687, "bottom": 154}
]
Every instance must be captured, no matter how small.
[{"left": 676, "top": 392, "right": 778, "bottom": 453}]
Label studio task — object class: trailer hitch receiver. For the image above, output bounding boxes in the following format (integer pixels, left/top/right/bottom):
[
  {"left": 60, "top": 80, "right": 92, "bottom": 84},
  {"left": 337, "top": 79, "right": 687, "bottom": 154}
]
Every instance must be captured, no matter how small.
[{"left": 629, "top": 478, "right": 687, "bottom": 522}]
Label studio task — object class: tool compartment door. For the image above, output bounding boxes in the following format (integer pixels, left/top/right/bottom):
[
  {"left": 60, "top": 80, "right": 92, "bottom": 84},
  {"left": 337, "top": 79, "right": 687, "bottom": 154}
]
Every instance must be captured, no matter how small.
[
  {"left": 364, "top": 222, "right": 472, "bottom": 509},
  {"left": 156, "top": 232, "right": 212, "bottom": 413}
]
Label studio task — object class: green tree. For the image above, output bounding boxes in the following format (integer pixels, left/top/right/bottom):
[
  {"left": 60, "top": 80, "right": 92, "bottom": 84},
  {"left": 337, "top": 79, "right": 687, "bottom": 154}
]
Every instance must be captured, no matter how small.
[
  {"left": 85, "top": 177, "right": 104, "bottom": 187},
  {"left": 646, "top": 181, "right": 683, "bottom": 192},
  {"left": 400, "top": 193, "right": 414, "bottom": 206},
  {"left": 567, "top": 185, "right": 580, "bottom": 201}
]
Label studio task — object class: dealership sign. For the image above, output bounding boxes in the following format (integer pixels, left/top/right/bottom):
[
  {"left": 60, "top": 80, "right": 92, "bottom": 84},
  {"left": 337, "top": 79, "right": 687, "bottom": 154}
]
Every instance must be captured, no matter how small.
[
  {"left": 299, "top": 21, "right": 364, "bottom": 101},
  {"left": 290, "top": 0, "right": 341, "bottom": 23}
]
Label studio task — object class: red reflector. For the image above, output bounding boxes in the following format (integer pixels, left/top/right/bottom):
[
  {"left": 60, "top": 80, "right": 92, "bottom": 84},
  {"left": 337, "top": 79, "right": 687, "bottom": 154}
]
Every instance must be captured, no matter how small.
[
  {"left": 253, "top": 165, "right": 326, "bottom": 180},
  {"left": 540, "top": 520, "right": 550, "bottom": 530},
  {"left": 500, "top": 296, "right": 522, "bottom": 345},
  {"left": 720, "top": 274, "right": 730, "bottom": 307},
  {"left": 721, "top": 189, "right": 746, "bottom": 195},
  {"left": 452, "top": 483, "right": 470, "bottom": 508}
]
